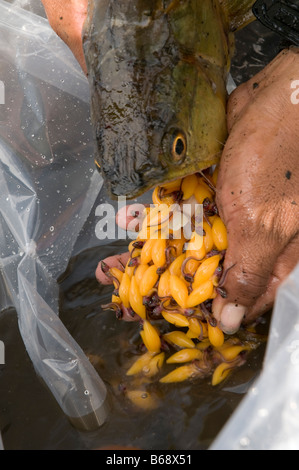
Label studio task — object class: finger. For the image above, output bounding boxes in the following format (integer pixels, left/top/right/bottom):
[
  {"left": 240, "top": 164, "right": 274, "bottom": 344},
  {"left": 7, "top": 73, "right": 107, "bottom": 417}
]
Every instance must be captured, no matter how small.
[
  {"left": 212, "top": 295, "right": 247, "bottom": 335},
  {"left": 95, "top": 253, "right": 130, "bottom": 284},
  {"left": 245, "top": 234, "right": 299, "bottom": 323},
  {"left": 116, "top": 204, "right": 146, "bottom": 232},
  {"left": 213, "top": 232, "right": 299, "bottom": 333},
  {"left": 213, "top": 233, "right": 282, "bottom": 333},
  {"left": 243, "top": 277, "right": 279, "bottom": 325},
  {"left": 41, "top": 0, "right": 88, "bottom": 74},
  {"left": 211, "top": 204, "right": 286, "bottom": 333}
]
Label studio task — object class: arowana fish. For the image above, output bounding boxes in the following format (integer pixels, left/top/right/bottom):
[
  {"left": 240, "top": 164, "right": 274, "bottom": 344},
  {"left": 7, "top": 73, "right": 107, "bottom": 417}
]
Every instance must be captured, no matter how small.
[{"left": 83, "top": 0, "right": 256, "bottom": 199}]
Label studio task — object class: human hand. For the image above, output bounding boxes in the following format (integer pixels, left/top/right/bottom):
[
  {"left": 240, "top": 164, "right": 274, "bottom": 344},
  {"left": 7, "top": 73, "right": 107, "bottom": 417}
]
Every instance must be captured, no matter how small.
[
  {"left": 96, "top": 48, "right": 299, "bottom": 330},
  {"left": 96, "top": 48, "right": 299, "bottom": 331},
  {"left": 41, "top": 0, "right": 88, "bottom": 74},
  {"left": 212, "top": 47, "right": 299, "bottom": 333}
]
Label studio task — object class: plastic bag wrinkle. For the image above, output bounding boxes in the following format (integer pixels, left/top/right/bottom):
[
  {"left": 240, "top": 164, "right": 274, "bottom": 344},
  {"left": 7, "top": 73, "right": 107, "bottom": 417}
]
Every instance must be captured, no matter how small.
[
  {"left": 0, "top": 0, "right": 108, "bottom": 430},
  {"left": 211, "top": 263, "right": 299, "bottom": 450},
  {"left": 0, "top": 0, "right": 89, "bottom": 102}
]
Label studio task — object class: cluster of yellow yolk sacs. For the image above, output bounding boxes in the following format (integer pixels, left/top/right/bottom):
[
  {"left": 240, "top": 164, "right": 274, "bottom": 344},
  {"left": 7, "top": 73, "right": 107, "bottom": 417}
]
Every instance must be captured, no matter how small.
[{"left": 103, "top": 168, "right": 258, "bottom": 387}]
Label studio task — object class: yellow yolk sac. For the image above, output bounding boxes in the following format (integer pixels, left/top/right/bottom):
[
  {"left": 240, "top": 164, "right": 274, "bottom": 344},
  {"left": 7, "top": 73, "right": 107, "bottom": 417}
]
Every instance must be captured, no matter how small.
[{"left": 102, "top": 168, "right": 265, "bottom": 387}]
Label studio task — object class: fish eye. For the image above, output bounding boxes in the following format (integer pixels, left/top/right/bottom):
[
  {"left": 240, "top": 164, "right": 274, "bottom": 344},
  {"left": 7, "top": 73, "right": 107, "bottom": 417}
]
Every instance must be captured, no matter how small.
[
  {"left": 161, "top": 129, "right": 187, "bottom": 166},
  {"left": 172, "top": 133, "right": 186, "bottom": 161}
]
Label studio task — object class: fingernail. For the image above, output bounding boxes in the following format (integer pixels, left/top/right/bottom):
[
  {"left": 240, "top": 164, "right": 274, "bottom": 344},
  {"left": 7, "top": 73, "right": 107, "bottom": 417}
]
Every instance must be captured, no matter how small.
[{"left": 220, "top": 303, "right": 247, "bottom": 335}]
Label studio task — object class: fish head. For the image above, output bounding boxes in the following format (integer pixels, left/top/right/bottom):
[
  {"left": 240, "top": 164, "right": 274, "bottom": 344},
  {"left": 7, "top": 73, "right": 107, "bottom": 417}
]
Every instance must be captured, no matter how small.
[
  {"left": 84, "top": 0, "right": 229, "bottom": 200},
  {"left": 90, "top": 57, "right": 228, "bottom": 200}
]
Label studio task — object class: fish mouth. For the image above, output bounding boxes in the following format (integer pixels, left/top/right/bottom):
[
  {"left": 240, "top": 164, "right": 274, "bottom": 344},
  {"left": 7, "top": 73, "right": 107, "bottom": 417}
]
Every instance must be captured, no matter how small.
[
  {"left": 103, "top": 165, "right": 167, "bottom": 200},
  {"left": 96, "top": 150, "right": 220, "bottom": 201},
  {"left": 94, "top": 123, "right": 222, "bottom": 199}
]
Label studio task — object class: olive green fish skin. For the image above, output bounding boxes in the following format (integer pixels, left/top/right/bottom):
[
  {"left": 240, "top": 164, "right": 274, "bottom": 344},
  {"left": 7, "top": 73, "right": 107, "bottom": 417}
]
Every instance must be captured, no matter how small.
[{"left": 83, "top": 0, "right": 255, "bottom": 199}]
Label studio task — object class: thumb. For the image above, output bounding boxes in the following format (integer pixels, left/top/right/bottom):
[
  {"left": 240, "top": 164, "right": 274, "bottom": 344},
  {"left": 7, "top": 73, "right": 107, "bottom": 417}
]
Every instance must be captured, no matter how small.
[
  {"left": 213, "top": 234, "right": 279, "bottom": 333},
  {"left": 212, "top": 188, "right": 287, "bottom": 333},
  {"left": 244, "top": 234, "right": 299, "bottom": 324}
]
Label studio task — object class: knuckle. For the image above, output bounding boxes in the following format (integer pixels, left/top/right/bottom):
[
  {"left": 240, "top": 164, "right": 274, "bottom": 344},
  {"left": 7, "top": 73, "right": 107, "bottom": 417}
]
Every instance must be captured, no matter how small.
[{"left": 226, "top": 270, "right": 269, "bottom": 306}]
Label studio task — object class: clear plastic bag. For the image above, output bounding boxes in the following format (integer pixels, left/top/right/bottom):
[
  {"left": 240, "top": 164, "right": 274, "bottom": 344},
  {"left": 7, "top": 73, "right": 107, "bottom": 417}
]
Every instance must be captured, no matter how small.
[
  {"left": 0, "top": 0, "right": 108, "bottom": 432},
  {"left": 211, "top": 263, "right": 299, "bottom": 450}
]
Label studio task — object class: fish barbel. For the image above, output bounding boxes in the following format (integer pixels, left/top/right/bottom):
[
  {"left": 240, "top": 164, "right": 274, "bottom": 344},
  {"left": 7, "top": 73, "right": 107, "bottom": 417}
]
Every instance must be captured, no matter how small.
[{"left": 83, "top": 0, "right": 256, "bottom": 199}]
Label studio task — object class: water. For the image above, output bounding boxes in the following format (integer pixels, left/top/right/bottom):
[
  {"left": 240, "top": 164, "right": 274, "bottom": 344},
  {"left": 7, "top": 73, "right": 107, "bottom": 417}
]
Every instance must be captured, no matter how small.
[{"left": 0, "top": 243, "right": 268, "bottom": 450}]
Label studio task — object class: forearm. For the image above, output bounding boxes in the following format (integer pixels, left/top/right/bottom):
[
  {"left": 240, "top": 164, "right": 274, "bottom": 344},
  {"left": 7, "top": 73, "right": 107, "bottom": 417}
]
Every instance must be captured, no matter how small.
[{"left": 41, "top": 0, "right": 88, "bottom": 74}]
